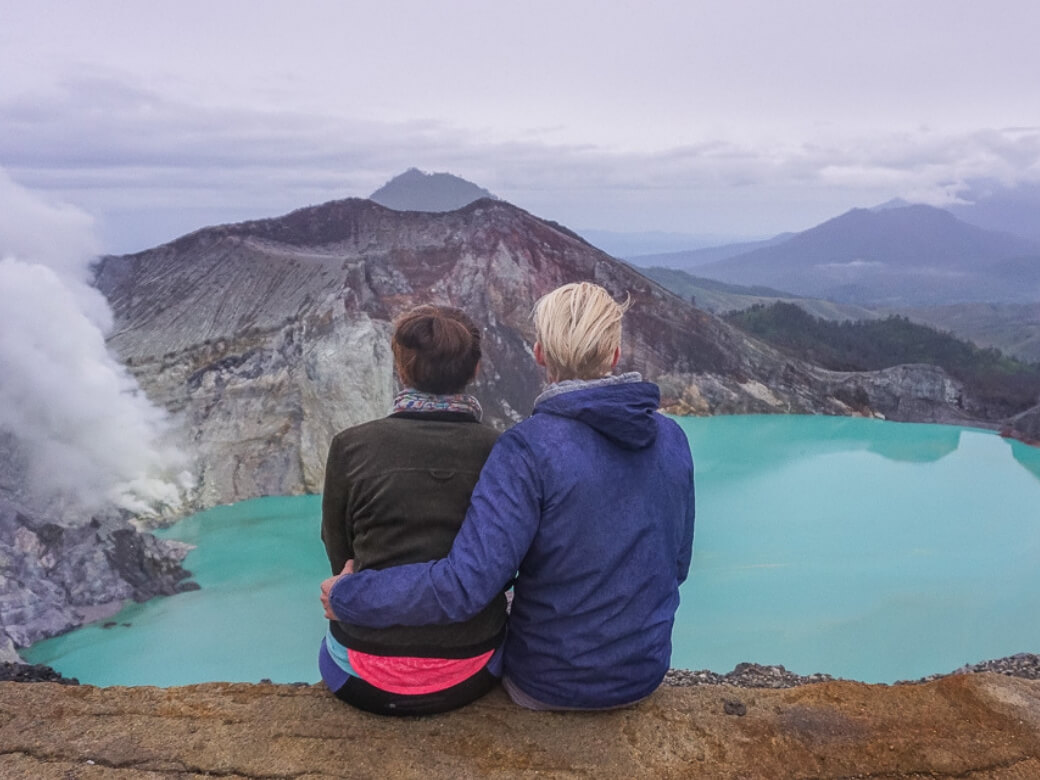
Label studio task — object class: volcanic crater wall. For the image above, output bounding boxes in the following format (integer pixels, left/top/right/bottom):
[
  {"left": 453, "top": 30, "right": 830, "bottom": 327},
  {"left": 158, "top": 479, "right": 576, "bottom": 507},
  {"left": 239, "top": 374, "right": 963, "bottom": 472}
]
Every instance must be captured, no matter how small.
[{"left": 94, "top": 198, "right": 1003, "bottom": 509}]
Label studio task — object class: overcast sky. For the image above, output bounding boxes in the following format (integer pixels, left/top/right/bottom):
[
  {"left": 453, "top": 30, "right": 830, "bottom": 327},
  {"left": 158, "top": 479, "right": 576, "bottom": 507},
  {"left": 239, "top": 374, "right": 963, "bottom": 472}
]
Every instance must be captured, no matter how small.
[{"left": 2, "top": 0, "right": 1039, "bottom": 253}]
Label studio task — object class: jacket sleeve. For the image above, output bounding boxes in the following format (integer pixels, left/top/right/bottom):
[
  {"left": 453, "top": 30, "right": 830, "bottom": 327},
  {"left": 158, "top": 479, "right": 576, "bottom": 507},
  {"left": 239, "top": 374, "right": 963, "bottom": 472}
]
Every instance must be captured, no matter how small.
[
  {"left": 329, "top": 429, "right": 541, "bottom": 627},
  {"left": 320, "top": 434, "right": 353, "bottom": 575},
  {"left": 676, "top": 474, "right": 695, "bottom": 586}
]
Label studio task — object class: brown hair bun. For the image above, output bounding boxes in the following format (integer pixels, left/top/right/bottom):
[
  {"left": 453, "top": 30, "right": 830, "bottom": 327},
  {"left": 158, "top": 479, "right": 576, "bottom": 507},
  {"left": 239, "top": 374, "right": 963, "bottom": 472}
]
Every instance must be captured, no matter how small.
[{"left": 392, "top": 305, "right": 482, "bottom": 394}]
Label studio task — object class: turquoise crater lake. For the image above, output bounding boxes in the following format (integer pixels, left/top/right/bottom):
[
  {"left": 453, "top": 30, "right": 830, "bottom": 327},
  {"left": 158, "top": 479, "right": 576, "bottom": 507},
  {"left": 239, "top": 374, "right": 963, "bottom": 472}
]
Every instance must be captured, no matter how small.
[{"left": 25, "top": 415, "right": 1040, "bottom": 687}]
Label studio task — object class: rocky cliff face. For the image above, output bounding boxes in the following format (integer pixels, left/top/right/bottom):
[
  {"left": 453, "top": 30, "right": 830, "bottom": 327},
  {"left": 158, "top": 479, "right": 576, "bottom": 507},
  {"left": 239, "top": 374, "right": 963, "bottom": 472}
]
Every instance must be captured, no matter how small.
[
  {"left": 0, "top": 497, "right": 196, "bottom": 661},
  {"left": 0, "top": 433, "right": 197, "bottom": 660},
  {"left": 94, "top": 198, "right": 999, "bottom": 508}
]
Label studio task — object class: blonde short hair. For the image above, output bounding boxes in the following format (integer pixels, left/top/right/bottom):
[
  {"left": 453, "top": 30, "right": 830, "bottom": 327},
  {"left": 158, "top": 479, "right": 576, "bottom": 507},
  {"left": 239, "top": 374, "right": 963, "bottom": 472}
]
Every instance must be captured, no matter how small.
[{"left": 532, "top": 282, "right": 630, "bottom": 381}]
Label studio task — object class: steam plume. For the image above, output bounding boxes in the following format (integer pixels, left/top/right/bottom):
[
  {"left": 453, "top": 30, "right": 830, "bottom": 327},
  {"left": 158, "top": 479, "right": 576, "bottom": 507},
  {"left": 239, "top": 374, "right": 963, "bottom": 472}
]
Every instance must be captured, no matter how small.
[{"left": 0, "top": 170, "right": 191, "bottom": 516}]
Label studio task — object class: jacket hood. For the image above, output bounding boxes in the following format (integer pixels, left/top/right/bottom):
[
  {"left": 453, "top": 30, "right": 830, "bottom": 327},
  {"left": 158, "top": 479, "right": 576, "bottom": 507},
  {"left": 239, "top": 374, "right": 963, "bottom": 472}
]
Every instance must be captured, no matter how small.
[{"left": 534, "top": 381, "right": 661, "bottom": 450}]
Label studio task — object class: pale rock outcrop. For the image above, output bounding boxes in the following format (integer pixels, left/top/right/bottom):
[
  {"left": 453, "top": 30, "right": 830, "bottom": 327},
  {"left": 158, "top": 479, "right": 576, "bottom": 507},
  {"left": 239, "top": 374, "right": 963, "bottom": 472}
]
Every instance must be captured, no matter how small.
[
  {"left": 148, "top": 305, "right": 394, "bottom": 509},
  {"left": 824, "top": 363, "right": 975, "bottom": 423},
  {"left": 1009, "top": 403, "right": 1040, "bottom": 444},
  {"left": 0, "top": 637, "right": 18, "bottom": 664}
]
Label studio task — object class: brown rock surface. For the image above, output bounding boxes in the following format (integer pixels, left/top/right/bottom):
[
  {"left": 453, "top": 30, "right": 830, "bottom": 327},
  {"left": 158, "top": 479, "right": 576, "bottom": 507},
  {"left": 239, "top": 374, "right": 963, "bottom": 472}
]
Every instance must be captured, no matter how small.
[{"left": 3, "top": 675, "right": 1040, "bottom": 779}]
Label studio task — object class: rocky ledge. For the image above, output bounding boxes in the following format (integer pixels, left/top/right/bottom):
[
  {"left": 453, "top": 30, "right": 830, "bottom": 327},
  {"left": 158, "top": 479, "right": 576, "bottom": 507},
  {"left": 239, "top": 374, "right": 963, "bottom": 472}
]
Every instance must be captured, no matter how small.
[
  {"left": 2, "top": 673, "right": 1040, "bottom": 778},
  {"left": 0, "top": 662, "right": 78, "bottom": 685}
]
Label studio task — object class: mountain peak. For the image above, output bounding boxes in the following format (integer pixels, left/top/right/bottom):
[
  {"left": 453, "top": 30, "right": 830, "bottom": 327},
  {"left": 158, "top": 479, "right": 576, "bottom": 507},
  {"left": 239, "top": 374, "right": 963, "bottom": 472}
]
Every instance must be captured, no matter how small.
[
  {"left": 871, "top": 197, "right": 917, "bottom": 211},
  {"left": 369, "top": 168, "right": 496, "bottom": 213}
]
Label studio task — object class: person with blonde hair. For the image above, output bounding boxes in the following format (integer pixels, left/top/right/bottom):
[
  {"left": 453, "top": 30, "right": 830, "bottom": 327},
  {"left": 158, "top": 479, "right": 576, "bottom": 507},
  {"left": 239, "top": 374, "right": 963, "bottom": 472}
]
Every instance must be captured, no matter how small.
[{"left": 322, "top": 282, "right": 695, "bottom": 711}]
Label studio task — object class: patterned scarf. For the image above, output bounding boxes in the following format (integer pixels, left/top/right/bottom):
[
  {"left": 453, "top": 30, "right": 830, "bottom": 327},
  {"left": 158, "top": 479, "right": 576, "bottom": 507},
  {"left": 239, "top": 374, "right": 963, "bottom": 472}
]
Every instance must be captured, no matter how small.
[{"left": 392, "top": 389, "right": 483, "bottom": 421}]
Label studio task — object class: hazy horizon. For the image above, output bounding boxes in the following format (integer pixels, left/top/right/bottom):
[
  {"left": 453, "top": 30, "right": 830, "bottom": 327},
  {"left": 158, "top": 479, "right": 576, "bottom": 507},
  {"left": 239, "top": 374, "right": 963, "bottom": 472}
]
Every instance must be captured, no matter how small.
[{"left": 2, "top": 1, "right": 1039, "bottom": 254}]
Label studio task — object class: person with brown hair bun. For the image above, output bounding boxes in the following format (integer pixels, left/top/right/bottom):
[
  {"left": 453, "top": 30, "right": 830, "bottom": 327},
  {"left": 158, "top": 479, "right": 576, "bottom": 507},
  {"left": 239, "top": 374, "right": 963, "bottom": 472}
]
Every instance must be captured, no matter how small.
[{"left": 318, "top": 304, "right": 506, "bottom": 716}]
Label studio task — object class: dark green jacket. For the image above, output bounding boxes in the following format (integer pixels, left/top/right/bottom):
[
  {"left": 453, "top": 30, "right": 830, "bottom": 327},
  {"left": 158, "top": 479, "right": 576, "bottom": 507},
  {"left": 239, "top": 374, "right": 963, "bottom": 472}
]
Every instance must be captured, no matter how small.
[{"left": 321, "top": 411, "right": 506, "bottom": 657}]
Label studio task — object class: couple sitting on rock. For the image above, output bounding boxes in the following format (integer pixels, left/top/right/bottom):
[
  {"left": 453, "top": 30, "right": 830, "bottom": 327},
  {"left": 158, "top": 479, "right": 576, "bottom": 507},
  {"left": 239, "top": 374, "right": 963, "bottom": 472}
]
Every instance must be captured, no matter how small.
[{"left": 318, "top": 282, "right": 695, "bottom": 715}]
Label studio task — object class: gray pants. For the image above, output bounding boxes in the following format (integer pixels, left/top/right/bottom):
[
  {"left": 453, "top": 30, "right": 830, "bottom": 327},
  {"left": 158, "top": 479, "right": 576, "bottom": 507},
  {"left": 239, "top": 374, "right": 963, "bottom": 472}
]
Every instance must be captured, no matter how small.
[{"left": 501, "top": 676, "right": 651, "bottom": 711}]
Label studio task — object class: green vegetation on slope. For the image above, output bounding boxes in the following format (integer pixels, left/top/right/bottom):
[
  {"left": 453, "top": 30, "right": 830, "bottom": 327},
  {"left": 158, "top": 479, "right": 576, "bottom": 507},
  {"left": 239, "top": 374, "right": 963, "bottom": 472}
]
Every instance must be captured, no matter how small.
[
  {"left": 725, "top": 302, "right": 1040, "bottom": 415},
  {"left": 899, "top": 302, "right": 1040, "bottom": 364}
]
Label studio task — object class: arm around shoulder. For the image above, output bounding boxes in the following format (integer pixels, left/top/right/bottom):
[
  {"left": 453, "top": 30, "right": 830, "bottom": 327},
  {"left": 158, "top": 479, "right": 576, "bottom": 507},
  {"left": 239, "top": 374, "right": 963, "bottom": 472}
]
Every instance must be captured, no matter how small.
[{"left": 329, "top": 428, "right": 543, "bottom": 627}]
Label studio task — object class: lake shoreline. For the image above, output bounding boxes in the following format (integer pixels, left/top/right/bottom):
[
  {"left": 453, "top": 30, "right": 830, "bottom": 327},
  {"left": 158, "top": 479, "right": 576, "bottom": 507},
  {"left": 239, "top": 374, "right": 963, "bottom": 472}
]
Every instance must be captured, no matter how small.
[
  {"left": 7, "top": 652, "right": 1040, "bottom": 689},
  {"left": 663, "top": 652, "right": 1040, "bottom": 688}
]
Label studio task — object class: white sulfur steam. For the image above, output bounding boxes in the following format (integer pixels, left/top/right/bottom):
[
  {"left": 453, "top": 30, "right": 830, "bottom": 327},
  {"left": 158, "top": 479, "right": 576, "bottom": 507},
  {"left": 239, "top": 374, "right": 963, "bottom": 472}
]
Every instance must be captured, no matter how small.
[{"left": 0, "top": 170, "right": 191, "bottom": 517}]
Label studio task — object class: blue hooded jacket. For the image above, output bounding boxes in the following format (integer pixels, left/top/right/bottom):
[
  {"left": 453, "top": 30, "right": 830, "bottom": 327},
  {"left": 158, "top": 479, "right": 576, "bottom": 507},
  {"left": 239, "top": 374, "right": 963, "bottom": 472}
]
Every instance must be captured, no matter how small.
[{"left": 329, "top": 379, "right": 695, "bottom": 708}]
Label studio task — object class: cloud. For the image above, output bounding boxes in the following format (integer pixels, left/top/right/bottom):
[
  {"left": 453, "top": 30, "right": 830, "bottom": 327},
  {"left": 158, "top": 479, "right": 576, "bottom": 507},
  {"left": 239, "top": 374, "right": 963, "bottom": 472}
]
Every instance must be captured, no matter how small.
[
  {"left": 3, "top": 73, "right": 1040, "bottom": 244},
  {"left": 7, "top": 75, "right": 1040, "bottom": 191},
  {"left": 0, "top": 170, "right": 191, "bottom": 516}
]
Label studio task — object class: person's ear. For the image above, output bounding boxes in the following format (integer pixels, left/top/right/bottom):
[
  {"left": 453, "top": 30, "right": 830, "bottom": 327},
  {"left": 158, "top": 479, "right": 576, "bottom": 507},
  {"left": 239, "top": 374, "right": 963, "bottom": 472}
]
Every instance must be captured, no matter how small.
[
  {"left": 611, "top": 345, "right": 621, "bottom": 369},
  {"left": 534, "top": 342, "right": 546, "bottom": 367}
]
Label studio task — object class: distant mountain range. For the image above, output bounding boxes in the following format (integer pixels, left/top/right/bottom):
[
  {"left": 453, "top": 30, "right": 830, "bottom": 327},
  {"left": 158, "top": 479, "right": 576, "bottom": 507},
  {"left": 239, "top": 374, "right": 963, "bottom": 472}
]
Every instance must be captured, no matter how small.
[
  {"left": 371, "top": 169, "right": 1040, "bottom": 356},
  {"left": 627, "top": 233, "right": 795, "bottom": 269},
  {"left": 688, "top": 205, "right": 1040, "bottom": 306},
  {"left": 625, "top": 180, "right": 1040, "bottom": 266},
  {"left": 946, "top": 180, "right": 1040, "bottom": 244},
  {"left": 640, "top": 267, "right": 880, "bottom": 322},
  {"left": 370, "top": 168, "right": 496, "bottom": 212},
  {"left": 577, "top": 229, "right": 734, "bottom": 259},
  {"left": 371, "top": 171, "right": 1040, "bottom": 311},
  {"left": 898, "top": 302, "right": 1040, "bottom": 365}
]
